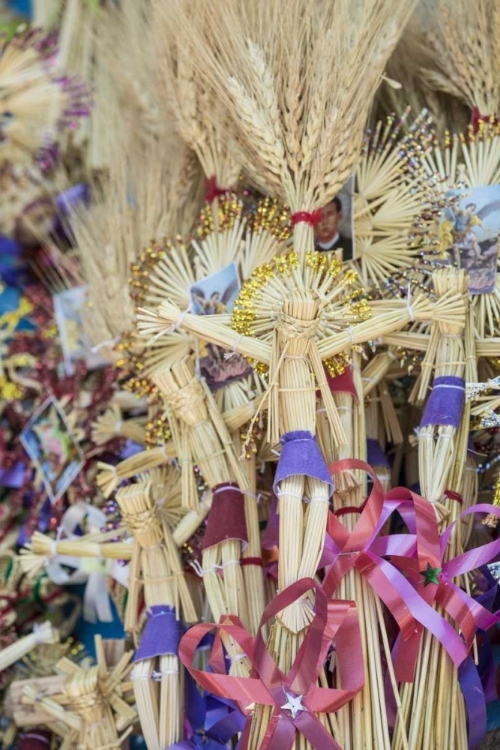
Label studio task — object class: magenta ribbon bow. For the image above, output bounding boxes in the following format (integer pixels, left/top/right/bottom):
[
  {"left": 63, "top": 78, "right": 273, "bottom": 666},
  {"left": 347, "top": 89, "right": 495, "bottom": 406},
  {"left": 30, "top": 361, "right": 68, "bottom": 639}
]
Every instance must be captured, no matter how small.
[{"left": 179, "top": 578, "right": 364, "bottom": 750}]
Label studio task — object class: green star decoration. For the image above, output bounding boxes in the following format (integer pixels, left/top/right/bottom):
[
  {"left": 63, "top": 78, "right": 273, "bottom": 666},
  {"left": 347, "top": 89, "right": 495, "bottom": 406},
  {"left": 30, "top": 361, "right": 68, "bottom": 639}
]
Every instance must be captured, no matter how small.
[{"left": 422, "top": 562, "right": 442, "bottom": 586}]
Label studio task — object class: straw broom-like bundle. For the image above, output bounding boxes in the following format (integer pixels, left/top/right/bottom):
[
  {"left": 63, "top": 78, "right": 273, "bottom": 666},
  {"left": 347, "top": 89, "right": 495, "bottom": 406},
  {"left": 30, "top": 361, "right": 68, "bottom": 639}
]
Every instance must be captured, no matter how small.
[
  {"left": 91, "top": 405, "right": 147, "bottom": 447},
  {"left": 408, "top": 0, "right": 500, "bottom": 122},
  {"left": 114, "top": 481, "right": 193, "bottom": 750},
  {"left": 21, "top": 638, "right": 136, "bottom": 750},
  {"left": 152, "top": 357, "right": 251, "bottom": 631},
  {"left": 416, "top": 268, "right": 468, "bottom": 503},
  {"left": 0, "top": 622, "right": 59, "bottom": 674},
  {"left": 393, "top": 269, "right": 470, "bottom": 750}
]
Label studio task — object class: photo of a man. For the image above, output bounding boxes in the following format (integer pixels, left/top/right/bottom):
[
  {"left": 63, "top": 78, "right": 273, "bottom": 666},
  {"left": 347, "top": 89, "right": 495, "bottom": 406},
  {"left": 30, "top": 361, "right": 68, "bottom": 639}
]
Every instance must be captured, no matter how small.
[{"left": 314, "top": 177, "right": 355, "bottom": 260}]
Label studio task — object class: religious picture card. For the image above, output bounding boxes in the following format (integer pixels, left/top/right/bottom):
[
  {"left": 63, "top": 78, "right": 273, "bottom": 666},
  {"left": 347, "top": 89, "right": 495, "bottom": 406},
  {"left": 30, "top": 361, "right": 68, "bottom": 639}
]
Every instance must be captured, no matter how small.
[
  {"left": 439, "top": 184, "right": 500, "bottom": 294},
  {"left": 20, "top": 397, "right": 84, "bottom": 504},
  {"left": 189, "top": 262, "right": 252, "bottom": 390}
]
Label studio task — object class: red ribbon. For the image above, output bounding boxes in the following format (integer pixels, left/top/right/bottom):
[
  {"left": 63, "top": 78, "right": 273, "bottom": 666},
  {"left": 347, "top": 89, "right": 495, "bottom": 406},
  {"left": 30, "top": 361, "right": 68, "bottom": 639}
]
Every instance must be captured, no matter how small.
[
  {"left": 291, "top": 210, "right": 323, "bottom": 226},
  {"left": 471, "top": 107, "right": 496, "bottom": 134},
  {"left": 179, "top": 578, "right": 364, "bottom": 750},
  {"left": 205, "top": 176, "right": 229, "bottom": 204}
]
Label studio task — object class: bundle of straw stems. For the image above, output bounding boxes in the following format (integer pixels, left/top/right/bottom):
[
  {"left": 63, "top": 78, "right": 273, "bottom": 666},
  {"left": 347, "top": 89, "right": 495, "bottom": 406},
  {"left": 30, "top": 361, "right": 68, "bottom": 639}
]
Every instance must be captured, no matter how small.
[
  {"left": 232, "top": 432, "right": 267, "bottom": 637},
  {"left": 92, "top": 405, "right": 146, "bottom": 446},
  {"left": 96, "top": 442, "right": 177, "bottom": 498},
  {"left": 327, "top": 355, "right": 408, "bottom": 750},
  {"left": 393, "top": 269, "right": 469, "bottom": 750},
  {"left": 152, "top": 357, "right": 251, "bottom": 676},
  {"left": 115, "top": 481, "right": 189, "bottom": 750},
  {"left": 417, "top": 268, "right": 468, "bottom": 505},
  {"left": 0, "top": 622, "right": 58, "bottom": 673}
]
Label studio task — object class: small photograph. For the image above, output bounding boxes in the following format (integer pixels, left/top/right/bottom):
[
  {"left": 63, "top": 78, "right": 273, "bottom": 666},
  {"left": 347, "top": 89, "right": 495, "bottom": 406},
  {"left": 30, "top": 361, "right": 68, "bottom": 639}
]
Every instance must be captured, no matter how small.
[
  {"left": 189, "top": 263, "right": 252, "bottom": 390},
  {"left": 20, "top": 397, "right": 84, "bottom": 504},
  {"left": 438, "top": 184, "right": 500, "bottom": 294},
  {"left": 314, "top": 175, "right": 355, "bottom": 261},
  {"left": 53, "top": 285, "right": 108, "bottom": 375}
]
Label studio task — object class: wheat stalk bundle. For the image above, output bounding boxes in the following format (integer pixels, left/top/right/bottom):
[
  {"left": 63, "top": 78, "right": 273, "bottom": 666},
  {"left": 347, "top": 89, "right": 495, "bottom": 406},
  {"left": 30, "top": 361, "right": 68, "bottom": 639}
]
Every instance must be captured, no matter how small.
[
  {"left": 21, "top": 637, "right": 136, "bottom": 750},
  {"left": 150, "top": 0, "right": 240, "bottom": 192},
  {"left": 408, "top": 0, "right": 500, "bottom": 120},
  {"left": 0, "top": 622, "right": 59, "bottom": 673},
  {"left": 114, "top": 481, "right": 193, "bottom": 750}
]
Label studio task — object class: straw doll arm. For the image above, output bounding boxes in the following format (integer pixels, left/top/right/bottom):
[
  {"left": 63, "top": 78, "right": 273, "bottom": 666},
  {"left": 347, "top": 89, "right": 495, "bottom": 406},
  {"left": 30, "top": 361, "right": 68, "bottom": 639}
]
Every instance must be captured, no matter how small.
[
  {"left": 137, "top": 302, "right": 271, "bottom": 364},
  {"left": 317, "top": 290, "right": 466, "bottom": 360}
]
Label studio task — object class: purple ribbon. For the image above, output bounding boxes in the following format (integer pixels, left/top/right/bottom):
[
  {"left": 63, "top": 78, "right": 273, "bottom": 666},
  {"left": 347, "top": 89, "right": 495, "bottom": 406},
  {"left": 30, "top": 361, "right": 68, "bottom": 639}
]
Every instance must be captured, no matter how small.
[
  {"left": 273, "top": 431, "right": 334, "bottom": 496},
  {"left": 458, "top": 656, "right": 487, "bottom": 750},
  {"left": 0, "top": 461, "right": 26, "bottom": 488},
  {"left": 420, "top": 376, "right": 465, "bottom": 429},
  {"left": 134, "top": 605, "right": 182, "bottom": 662},
  {"left": 367, "top": 438, "right": 390, "bottom": 468},
  {"left": 169, "top": 672, "right": 245, "bottom": 749},
  {"left": 56, "top": 183, "right": 90, "bottom": 214}
]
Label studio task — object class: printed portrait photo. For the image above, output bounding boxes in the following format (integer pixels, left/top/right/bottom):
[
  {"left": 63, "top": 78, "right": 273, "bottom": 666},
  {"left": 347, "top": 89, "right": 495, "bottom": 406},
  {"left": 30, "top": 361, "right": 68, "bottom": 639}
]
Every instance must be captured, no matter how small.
[
  {"left": 314, "top": 175, "right": 356, "bottom": 261},
  {"left": 438, "top": 184, "right": 500, "bottom": 294},
  {"left": 190, "top": 263, "right": 252, "bottom": 390}
]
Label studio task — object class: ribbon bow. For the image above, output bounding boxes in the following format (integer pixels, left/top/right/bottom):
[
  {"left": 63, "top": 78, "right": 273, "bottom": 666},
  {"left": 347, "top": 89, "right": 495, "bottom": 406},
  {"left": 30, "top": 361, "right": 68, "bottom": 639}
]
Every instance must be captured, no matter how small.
[
  {"left": 179, "top": 578, "right": 364, "bottom": 750},
  {"left": 322, "top": 460, "right": 470, "bottom": 681},
  {"left": 43, "top": 502, "right": 128, "bottom": 623}
]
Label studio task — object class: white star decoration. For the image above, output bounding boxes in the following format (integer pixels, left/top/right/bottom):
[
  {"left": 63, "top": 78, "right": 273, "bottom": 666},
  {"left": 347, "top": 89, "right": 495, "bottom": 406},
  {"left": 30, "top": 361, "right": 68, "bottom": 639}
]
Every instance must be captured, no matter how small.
[{"left": 281, "top": 691, "right": 306, "bottom": 718}]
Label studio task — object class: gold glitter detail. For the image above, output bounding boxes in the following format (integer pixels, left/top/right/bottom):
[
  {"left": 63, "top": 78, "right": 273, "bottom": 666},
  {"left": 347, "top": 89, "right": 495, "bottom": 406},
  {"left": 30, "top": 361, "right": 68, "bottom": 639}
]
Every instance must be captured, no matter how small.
[{"left": 324, "top": 353, "right": 351, "bottom": 377}]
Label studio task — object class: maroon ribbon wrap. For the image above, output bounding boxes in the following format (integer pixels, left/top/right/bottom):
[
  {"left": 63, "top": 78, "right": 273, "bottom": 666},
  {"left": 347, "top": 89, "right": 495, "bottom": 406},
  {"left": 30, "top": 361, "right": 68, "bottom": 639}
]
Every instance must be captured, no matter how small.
[{"left": 202, "top": 483, "right": 248, "bottom": 550}]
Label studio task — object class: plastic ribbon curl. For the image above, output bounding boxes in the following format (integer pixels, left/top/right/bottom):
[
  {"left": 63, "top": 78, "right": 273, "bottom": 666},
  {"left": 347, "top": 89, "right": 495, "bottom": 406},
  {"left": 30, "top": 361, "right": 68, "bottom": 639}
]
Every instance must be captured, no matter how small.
[{"left": 179, "top": 578, "right": 364, "bottom": 750}]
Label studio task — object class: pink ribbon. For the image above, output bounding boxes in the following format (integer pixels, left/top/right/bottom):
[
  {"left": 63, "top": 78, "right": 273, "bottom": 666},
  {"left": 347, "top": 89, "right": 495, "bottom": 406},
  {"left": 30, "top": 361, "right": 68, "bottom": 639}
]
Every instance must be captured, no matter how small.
[
  {"left": 322, "top": 461, "right": 469, "bottom": 682},
  {"left": 179, "top": 578, "right": 364, "bottom": 750}
]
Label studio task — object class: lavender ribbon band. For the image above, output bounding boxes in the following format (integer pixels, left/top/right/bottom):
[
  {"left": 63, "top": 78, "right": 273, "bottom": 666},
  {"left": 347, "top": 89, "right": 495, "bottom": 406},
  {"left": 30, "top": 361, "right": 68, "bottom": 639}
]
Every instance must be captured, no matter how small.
[
  {"left": 134, "top": 605, "right": 182, "bottom": 662},
  {"left": 273, "top": 430, "right": 334, "bottom": 496},
  {"left": 367, "top": 438, "right": 390, "bottom": 468},
  {"left": 420, "top": 376, "right": 465, "bottom": 429},
  {"left": 458, "top": 656, "right": 487, "bottom": 750}
]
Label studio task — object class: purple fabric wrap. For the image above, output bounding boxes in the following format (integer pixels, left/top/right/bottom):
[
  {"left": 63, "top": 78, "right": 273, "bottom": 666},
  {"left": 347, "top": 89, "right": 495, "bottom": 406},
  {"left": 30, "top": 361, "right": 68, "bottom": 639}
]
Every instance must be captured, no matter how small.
[
  {"left": 134, "top": 605, "right": 182, "bottom": 662},
  {"left": 420, "top": 376, "right": 465, "bottom": 429},
  {"left": 273, "top": 430, "right": 334, "bottom": 496},
  {"left": 367, "top": 439, "right": 390, "bottom": 468}
]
